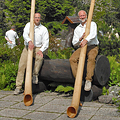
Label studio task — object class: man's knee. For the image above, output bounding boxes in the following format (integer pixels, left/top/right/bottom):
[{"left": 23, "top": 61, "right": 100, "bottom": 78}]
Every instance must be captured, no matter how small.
[
  {"left": 36, "top": 55, "right": 43, "bottom": 61},
  {"left": 69, "top": 57, "right": 77, "bottom": 64}
]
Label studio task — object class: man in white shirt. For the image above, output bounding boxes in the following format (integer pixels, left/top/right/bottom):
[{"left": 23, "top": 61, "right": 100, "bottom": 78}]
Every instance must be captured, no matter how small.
[
  {"left": 14, "top": 13, "right": 49, "bottom": 95},
  {"left": 5, "top": 26, "right": 20, "bottom": 49},
  {"left": 69, "top": 10, "right": 99, "bottom": 91}
]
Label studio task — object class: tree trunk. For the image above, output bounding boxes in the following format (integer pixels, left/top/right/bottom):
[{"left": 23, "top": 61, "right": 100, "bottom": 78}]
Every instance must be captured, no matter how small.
[{"left": 39, "top": 55, "right": 110, "bottom": 87}]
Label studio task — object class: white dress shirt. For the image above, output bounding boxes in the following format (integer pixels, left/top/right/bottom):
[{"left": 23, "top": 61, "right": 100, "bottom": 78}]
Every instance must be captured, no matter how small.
[
  {"left": 72, "top": 21, "right": 99, "bottom": 46},
  {"left": 23, "top": 22, "right": 49, "bottom": 52},
  {"left": 5, "top": 30, "right": 19, "bottom": 45}
]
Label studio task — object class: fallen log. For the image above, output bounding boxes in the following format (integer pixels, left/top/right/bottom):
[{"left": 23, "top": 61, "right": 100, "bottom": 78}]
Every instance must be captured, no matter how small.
[
  {"left": 32, "top": 55, "right": 109, "bottom": 102},
  {"left": 39, "top": 55, "right": 110, "bottom": 87},
  {"left": 93, "top": 55, "right": 110, "bottom": 86}
]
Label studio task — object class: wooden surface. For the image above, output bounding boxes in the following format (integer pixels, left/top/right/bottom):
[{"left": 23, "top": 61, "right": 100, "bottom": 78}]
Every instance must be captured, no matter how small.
[
  {"left": 40, "top": 55, "right": 110, "bottom": 86},
  {"left": 24, "top": 0, "right": 35, "bottom": 106},
  {"left": 93, "top": 55, "right": 110, "bottom": 86}
]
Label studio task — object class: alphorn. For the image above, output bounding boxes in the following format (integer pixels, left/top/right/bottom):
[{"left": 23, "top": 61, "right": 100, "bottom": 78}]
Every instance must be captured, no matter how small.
[
  {"left": 67, "top": 0, "right": 96, "bottom": 118},
  {"left": 23, "top": 0, "right": 36, "bottom": 106}
]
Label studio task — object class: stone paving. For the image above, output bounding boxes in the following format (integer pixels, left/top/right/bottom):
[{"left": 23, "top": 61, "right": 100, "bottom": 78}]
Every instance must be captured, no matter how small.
[{"left": 0, "top": 90, "right": 120, "bottom": 120}]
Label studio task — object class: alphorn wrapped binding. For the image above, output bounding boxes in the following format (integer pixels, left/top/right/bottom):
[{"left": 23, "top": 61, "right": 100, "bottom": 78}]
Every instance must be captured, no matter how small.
[
  {"left": 23, "top": 0, "right": 35, "bottom": 106},
  {"left": 67, "top": 0, "right": 96, "bottom": 118}
]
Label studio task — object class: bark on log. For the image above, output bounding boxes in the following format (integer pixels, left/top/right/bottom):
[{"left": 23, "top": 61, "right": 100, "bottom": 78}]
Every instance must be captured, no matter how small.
[
  {"left": 40, "top": 59, "right": 74, "bottom": 83},
  {"left": 32, "top": 82, "right": 47, "bottom": 94},
  {"left": 39, "top": 55, "right": 110, "bottom": 87},
  {"left": 93, "top": 55, "right": 110, "bottom": 86},
  {"left": 80, "top": 84, "right": 103, "bottom": 102},
  {"left": 92, "top": 85, "right": 103, "bottom": 100}
]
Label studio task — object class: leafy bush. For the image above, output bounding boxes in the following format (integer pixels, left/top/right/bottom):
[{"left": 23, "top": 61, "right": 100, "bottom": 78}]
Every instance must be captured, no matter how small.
[
  {"left": 112, "top": 91, "right": 120, "bottom": 112},
  {"left": 0, "top": 36, "right": 24, "bottom": 90},
  {"left": 45, "top": 21, "right": 68, "bottom": 35},
  {"left": 0, "top": 36, "right": 6, "bottom": 45},
  {"left": 102, "top": 86, "right": 109, "bottom": 95},
  {"left": 0, "top": 61, "right": 19, "bottom": 90},
  {"left": 48, "top": 82, "right": 74, "bottom": 95},
  {"left": 98, "top": 34, "right": 120, "bottom": 57},
  {"left": 0, "top": 45, "right": 23, "bottom": 63},
  {"left": 107, "top": 55, "right": 120, "bottom": 87},
  {"left": 102, "top": 55, "right": 120, "bottom": 111},
  {"left": 47, "top": 47, "right": 74, "bottom": 59},
  {"left": 55, "top": 85, "right": 74, "bottom": 94}
]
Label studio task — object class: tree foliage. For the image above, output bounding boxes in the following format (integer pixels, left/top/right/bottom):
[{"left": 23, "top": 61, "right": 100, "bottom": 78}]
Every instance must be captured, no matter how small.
[
  {"left": 0, "top": 0, "right": 6, "bottom": 35},
  {"left": 4, "top": 0, "right": 31, "bottom": 36},
  {"left": 93, "top": 0, "right": 119, "bottom": 33},
  {"left": 1, "top": 0, "right": 120, "bottom": 38},
  {"left": 73, "top": 0, "right": 120, "bottom": 35},
  {"left": 3, "top": 0, "right": 74, "bottom": 35}
]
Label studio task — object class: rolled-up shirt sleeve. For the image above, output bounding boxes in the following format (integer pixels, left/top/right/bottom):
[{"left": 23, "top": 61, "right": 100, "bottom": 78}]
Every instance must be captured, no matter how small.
[
  {"left": 23, "top": 22, "right": 31, "bottom": 43},
  {"left": 40, "top": 28, "right": 49, "bottom": 52},
  {"left": 85, "top": 22, "right": 97, "bottom": 42},
  {"left": 72, "top": 28, "right": 80, "bottom": 46}
]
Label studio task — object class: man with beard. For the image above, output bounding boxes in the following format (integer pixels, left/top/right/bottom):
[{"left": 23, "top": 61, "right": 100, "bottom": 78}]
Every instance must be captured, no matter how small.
[{"left": 69, "top": 10, "right": 99, "bottom": 91}]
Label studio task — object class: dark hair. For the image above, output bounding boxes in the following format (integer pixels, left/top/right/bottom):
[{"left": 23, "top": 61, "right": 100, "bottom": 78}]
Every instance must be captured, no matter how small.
[{"left": 11, "top": 26, "right": 15, "bottom": 29}]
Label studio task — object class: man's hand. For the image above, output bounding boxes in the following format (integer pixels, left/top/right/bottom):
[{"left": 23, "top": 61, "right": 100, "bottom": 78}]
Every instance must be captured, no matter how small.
[
  {"left": 80, "top": 39, "right": 88, "bottom": 47},
  {"left": 28, "top": 41, "right": 34, "bottom": 50},
  {"left": 5, "top": 37, "right": 12, "bottom": 44},
  {"left": 9, "top": 40, "right": 12, "bottom": 44},
  {"left": 79, "top": 32, "right": 85, "bottom": 41},
  {"left": 37, "top": 50, "right": 43, "bottom": 58}
]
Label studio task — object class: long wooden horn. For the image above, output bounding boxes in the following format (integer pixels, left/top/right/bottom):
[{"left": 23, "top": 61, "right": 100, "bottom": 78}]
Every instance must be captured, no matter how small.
[
  {"left": 23, "top": 0, "right": 36, "bottom": 106},
  {"left": 67, "top": 0, "right": 96, "bottom": 118}
]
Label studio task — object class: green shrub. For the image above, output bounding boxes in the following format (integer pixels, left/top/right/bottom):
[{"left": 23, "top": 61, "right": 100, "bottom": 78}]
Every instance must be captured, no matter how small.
[
  {"left": 47, "top": 47, "right": 74, "bottom": 59},
  {"left": 0, "top": 36, "right": 24, "bottom": 90},
  {"left": 112, "top": 91, "right": 120, "bottom": 112},
  {"left": 0, "top": 61, "right": 19, "bottom": 90},
  {"left": 45, "top": 21, "right": 68, "bottom": 35},
  {"left": 107, "top": 55, "right": 120, "bottom": 87},
  {"left": 48, "top": 82, "right": 74, "bottom": 95},
  {"left": 0, "top": 36, "right": 6, "bottom": 45},
  {"left": 0, "top": 46, "right": 23, "bottom": 63},
  {"left": 98, "top": 34, "right": 120, "bottom": 57},
  {"left": 55, "top": 85, "right": 74, "bottom": 94},
  {"left": 102, "top": 86, "right": 109, "bottom": 95}
]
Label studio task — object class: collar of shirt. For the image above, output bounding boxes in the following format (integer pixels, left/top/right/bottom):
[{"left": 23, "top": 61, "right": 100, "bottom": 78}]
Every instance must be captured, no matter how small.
[
  {"left": 34, "top": 23, "right": 42, "bottom": 29},
  {"left": 78, "top": 22, "right": 87, "bottom": 28}
]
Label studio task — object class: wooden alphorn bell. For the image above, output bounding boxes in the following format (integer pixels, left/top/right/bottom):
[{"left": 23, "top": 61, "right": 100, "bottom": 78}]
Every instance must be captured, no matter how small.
[
  {"left": 23, "top": 0, "right": 35, "bottom": 106},
  {"left": 67, "top": 0, "right": 96, "bottom": 118}
]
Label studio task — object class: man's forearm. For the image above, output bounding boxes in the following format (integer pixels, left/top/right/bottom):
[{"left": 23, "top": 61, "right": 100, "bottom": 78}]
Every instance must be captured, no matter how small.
[
  {"left": 5, "top": 37, "right": 12, "bottom": 43},
  {"left": 5, "top": 37, "right": 9, "bottom": 41}
]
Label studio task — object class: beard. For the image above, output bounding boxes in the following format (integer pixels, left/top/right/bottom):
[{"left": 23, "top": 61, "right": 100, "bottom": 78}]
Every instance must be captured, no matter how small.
[{"left": 79, "top": 18, "right": 87, "bottom": 23}]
